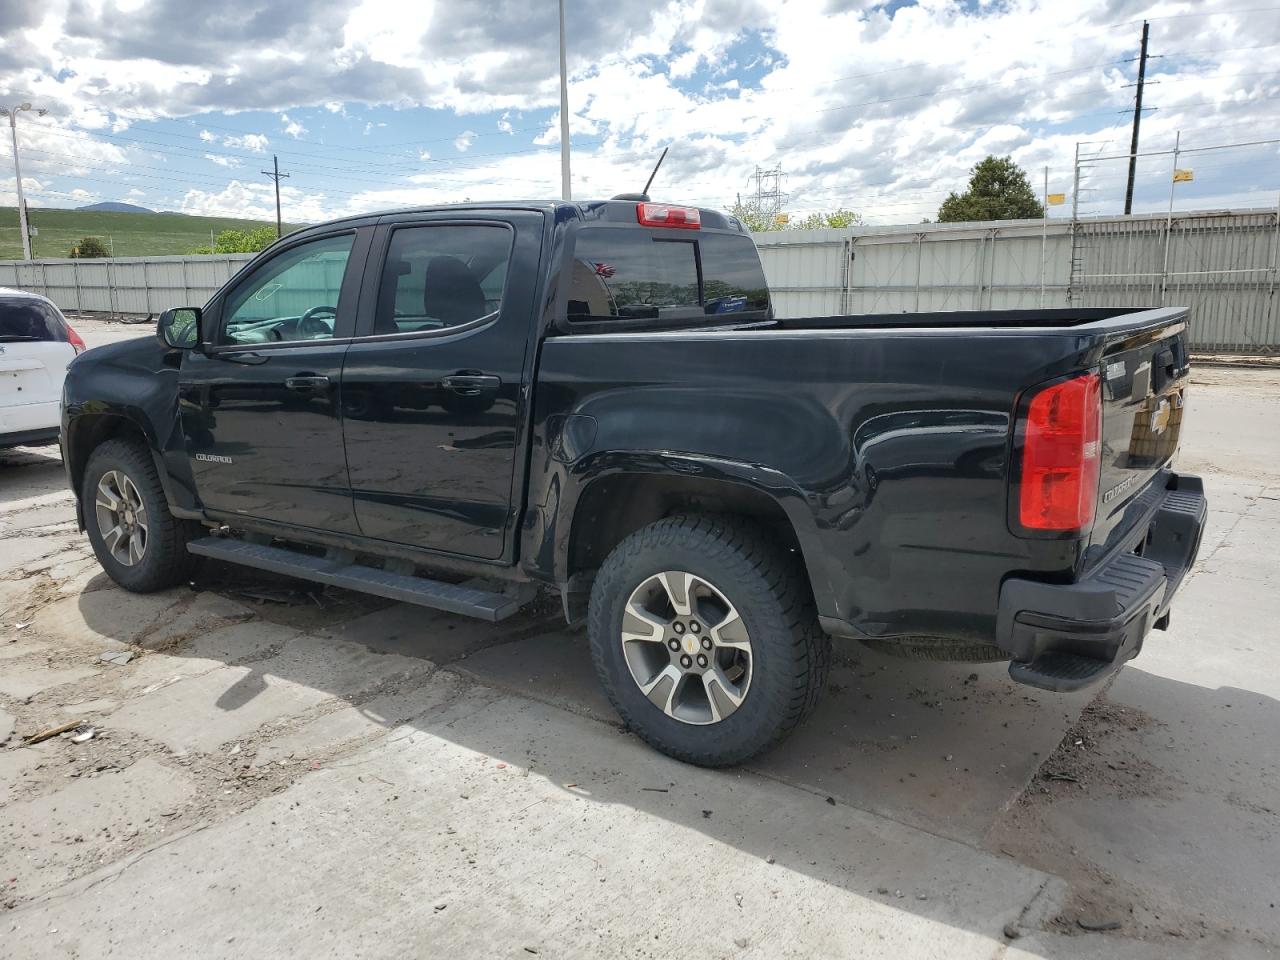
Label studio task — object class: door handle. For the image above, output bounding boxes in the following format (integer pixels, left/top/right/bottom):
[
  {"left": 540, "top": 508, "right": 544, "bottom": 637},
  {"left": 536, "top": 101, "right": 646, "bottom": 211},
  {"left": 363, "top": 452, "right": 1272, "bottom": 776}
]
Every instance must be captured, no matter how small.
[
  {"left": 284, "top": 374, "right": 331, "bottom": 392},
  {"left": 441, "top": 372, "right": 501, "bottom": 395}
]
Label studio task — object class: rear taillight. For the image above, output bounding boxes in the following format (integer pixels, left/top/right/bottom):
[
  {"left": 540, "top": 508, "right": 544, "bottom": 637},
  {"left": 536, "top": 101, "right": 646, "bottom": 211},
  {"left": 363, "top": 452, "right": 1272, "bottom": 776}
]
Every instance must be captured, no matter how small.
[
  {"left": 66, "top": 323, "right": 87, "bottom": 355},
  {"left": 636, "top": 202, "right": 700, "bottom": 229},
  {"left": 1018, "top": 372, "right": 1102, "bottom": 532}
]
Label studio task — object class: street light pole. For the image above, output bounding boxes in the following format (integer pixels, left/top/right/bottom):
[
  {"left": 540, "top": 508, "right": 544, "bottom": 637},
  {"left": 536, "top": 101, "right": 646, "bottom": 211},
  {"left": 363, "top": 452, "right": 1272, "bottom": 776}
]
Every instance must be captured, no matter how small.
[
  {"left": 557, "top": 0, "right": 572, "bottom": 201},
  {"left": 3, "top": 103, "right": 45, "bottom": 261}
]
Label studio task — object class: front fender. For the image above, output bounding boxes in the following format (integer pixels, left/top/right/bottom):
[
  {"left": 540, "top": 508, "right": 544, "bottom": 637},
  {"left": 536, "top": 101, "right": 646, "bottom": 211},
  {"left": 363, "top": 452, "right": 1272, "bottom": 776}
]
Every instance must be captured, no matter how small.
[{"left": 62, "top": 339, "right": 199, "bottom": 520}]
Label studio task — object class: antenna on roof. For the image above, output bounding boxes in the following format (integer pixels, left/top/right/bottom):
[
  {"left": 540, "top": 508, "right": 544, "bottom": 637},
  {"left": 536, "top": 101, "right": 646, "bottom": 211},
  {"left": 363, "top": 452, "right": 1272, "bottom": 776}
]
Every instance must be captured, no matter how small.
[
  {"left": 643, "top": 146, "right": 668, "bottom": 197},
  {"left": 611, "top": 148, "right": 670, "bottom": 203}
]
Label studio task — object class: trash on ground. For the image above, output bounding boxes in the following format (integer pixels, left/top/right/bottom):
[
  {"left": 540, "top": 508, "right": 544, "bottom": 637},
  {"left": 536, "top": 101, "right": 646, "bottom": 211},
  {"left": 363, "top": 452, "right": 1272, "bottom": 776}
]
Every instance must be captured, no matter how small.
[
  {"left": 99, "top": 650, "right": 135, "bottom": 665},
  {"left": 1076, "top": 917, "right": 1122, "bottom": 932},
  {"left": 23, "top": 720, "right": 83, "bottom": 745},
  {"left": 70, "top": 726, "right": 96, "bottom": 743}
]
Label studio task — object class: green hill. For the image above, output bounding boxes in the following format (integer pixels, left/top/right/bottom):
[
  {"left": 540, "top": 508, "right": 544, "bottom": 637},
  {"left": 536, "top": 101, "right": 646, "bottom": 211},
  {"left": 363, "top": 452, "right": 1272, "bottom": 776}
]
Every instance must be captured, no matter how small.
[{"left": 0, "top": 207, "right": 304, "bottom": 260}]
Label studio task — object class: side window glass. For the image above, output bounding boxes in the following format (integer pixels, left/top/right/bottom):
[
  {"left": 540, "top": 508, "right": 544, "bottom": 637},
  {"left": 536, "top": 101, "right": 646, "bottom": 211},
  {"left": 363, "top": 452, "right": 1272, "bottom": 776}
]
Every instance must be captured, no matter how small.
[
  {"left": 220, "top": 234, "right": 355, "bottom": 346},
  {"left": 371, "top": 225, "right": 513, "bottom": 336}
]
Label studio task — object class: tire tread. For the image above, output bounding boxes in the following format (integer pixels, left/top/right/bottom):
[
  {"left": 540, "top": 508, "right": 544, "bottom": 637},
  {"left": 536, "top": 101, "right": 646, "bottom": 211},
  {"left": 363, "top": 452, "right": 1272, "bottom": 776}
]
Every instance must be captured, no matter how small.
[{"left": 588, "top": 514, "right": 829, "bottom": 766}]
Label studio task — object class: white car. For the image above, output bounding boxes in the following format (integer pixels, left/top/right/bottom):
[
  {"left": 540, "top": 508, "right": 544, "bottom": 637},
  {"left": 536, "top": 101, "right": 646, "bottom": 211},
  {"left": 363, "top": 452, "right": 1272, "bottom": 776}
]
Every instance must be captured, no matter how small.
[{"left": 0, "top": 288, "right": 85, "bottom": 448}]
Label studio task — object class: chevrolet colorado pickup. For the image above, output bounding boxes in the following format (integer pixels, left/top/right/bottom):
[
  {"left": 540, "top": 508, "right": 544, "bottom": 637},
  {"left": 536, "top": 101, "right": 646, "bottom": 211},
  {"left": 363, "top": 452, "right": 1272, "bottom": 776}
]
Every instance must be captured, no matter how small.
[{"left": 61, "top": 198, "right": 1207, "bottom": 765}]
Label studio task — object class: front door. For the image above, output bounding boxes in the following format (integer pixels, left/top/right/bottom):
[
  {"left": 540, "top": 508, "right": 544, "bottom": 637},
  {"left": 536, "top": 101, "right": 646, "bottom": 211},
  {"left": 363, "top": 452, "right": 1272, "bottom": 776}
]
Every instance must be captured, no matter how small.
[
  {"left": 340, "top": 213, "right": 540, "bottom": 560},
  {"left": 179, "top": 229, "right": 368, "bottom": 533}
]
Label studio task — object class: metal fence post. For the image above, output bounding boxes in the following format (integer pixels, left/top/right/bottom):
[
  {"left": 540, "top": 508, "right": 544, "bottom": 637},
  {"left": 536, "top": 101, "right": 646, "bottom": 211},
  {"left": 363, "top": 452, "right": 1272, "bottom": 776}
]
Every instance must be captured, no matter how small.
[
  {"left": 913, "top": 232, "right": 924, "bottom": 311},
  {"left": 1160, "top": 131, "right": 1181, "bottom": 306},
  {"left": 1265, "top": 196, "right": 1280, "bottom": 355}
]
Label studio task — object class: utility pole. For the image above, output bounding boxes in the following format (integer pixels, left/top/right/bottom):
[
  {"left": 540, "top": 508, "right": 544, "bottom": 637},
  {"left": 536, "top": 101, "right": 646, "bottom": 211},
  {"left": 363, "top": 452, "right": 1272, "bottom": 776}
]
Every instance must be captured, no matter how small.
[
  {"left": 557, "top": 0, "right": 572, "bottom": 200},
  {"left": 261, "top": 155, "right": 289, "bottom": 237},
  {"left": 1071, "top": 142, "right": 1081, "bottom": 221},
  {"left": 1124, "top": 20, "right": 1150, "bottom": 216},
  {"left": 2, "top": 102, "right": 46, "bottom": 261}
]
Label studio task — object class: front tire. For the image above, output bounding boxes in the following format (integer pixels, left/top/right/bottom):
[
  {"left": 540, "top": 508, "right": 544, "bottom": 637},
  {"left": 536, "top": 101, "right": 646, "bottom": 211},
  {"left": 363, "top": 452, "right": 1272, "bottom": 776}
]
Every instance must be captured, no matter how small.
[
  {"left": 82, "top": 438, "right": 201, "bottom": 592},
  {"left": 587, "top": 515, "right": 829, "bottom": 767}
]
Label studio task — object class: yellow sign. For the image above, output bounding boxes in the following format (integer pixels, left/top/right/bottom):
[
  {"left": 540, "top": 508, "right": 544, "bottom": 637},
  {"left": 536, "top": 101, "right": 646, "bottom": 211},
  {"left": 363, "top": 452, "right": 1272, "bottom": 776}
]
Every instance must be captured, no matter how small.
[
  {"left": 774, "top": 213, "right": 790, "bottom": 225},
  {"left": 1173, "top": 168, "right": 1194, "bottom": 183},
  {"left": 1046, "top": 193, "right": 1066, "bottom": 206}
]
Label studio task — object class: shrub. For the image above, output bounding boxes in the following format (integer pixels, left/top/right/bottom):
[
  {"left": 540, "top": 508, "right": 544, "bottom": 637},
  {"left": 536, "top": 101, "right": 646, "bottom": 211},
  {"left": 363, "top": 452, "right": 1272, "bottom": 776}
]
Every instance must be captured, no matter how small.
[{"left": 70, "top": 236, "right": 110, "bottom": 258}]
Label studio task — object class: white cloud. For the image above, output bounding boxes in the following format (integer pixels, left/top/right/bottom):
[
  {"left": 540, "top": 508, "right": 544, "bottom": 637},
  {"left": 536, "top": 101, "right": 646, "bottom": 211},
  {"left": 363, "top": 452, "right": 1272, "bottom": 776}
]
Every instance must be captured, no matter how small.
[
  {"left": 180, "top": 179, "right": 330, "bottom": 222},
  {"left": 223, "top": 133, "right": 269, "bottom": 152},
  {"left": 205, "top": 153, "right": 242, "bottom": 168},
  {"left": 417, "top": 148, "right": 431, "bottom": 161},
  {"left": 128, "top": 188, "right": 145, "bottom": 197},
  {"left": 280, "top": 113, "right": 307, "bottom": 138},
  {"left": 6, "top": 1, "right": 1280, "bottom": 223}
]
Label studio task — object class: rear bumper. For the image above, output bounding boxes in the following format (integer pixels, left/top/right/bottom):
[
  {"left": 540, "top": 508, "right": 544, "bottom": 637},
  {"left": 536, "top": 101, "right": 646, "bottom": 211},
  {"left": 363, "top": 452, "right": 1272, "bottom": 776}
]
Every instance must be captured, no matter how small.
[
  {"left": 1, "top": 399, "right": 61, "bottom": 444},
  {"left": 996, "top": 473, "right": 1207, "bottom": 692}
]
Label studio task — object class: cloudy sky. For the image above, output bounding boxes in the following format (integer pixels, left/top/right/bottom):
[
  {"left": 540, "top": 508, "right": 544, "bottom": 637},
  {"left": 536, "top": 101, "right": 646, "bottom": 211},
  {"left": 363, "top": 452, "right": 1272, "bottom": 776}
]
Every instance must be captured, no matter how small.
[{"left": 1, "top": 0, "right": 1278, "bottom": 225}]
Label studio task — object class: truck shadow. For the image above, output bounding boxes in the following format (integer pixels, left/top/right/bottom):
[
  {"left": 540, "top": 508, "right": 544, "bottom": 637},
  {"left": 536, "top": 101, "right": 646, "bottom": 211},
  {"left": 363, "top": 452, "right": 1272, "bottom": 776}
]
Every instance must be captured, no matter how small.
[{"left": 68, "top": 563, "right": 1280, "bottom": 952}]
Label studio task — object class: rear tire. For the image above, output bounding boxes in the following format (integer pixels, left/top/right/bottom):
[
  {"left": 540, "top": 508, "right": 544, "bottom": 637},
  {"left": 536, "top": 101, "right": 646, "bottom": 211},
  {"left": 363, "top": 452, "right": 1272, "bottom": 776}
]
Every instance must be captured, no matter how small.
[
  {"left": 587, "top": 515, "right": 829, "bottom": 767},
  {"left": 82, "top": 439, "right": 202, "bottom": 592}
]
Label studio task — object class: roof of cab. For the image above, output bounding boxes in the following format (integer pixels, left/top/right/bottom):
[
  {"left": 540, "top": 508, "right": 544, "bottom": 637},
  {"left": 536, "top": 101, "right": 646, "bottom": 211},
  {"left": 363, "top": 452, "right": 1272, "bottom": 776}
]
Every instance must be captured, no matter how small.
[{"left": 288, "top": 199, "right": 744, "bottom": 235}]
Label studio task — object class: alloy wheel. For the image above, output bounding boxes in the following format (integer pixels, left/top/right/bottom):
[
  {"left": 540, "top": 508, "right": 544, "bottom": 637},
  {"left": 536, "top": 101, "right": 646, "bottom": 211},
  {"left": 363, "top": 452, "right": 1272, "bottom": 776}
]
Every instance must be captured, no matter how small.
[
  {"left": 620, "top": 570, "right": 753, "bottom": 725},
  {"left": 94, "top": 469, "right": 149, "bottom": 566}
]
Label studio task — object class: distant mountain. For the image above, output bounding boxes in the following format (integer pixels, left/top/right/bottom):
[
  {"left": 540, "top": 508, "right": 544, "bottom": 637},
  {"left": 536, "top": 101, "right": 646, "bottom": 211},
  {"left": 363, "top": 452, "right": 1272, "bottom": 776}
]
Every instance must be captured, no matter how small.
[{"left": 76, "top": 201, "right": 155, "bottom": 214}]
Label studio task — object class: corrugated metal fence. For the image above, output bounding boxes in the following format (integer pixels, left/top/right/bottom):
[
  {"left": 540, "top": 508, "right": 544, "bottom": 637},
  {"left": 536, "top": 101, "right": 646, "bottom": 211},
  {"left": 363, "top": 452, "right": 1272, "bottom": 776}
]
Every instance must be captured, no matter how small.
[
  {"left": 0, "top": 254, "right": 253, "bottom": 315},
  {"left": 2, "top": 207, "right": 1277, "bottom": 352},
  {"left": 755, "top": 206, "right": 1280, "bottom": 353}
]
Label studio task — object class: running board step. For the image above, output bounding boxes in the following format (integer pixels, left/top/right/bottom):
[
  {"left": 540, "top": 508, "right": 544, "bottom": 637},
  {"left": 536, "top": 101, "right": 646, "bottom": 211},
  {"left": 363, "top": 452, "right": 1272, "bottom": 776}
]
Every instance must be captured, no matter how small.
[
  {"left": 1008, "top": 651, "right": 1115, "bottom": 693},
  {"left": 187, "top": 537, "right": 535, "bottom": 622}
]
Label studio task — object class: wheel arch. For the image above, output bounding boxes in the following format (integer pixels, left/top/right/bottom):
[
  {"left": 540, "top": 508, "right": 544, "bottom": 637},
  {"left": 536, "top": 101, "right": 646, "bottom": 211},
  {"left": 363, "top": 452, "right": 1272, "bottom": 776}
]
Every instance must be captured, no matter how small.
[
  {"left": 559, "top": 459, "right": 824, "bottom": 623},
  {"left": 66, "top": 412, "right": 174, "bottom": 530}
]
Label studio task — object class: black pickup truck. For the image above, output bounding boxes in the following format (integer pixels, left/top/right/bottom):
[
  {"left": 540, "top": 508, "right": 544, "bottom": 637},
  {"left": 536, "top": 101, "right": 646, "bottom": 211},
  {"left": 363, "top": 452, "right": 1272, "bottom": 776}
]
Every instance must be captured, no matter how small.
[{"left": 61, "top": 198, "right": 1206, "bottom": 765}]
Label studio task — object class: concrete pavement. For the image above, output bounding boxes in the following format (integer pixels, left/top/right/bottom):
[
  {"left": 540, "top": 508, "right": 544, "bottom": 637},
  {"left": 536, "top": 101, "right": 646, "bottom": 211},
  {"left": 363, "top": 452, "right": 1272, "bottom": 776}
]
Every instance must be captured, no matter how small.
[{"left": 1, "top": 347, "right": 1277, "bottom": 958}]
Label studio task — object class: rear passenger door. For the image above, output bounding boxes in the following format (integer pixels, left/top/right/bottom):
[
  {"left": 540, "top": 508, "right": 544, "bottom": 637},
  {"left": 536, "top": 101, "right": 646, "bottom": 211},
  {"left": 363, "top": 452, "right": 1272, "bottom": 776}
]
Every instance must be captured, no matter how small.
[{"left": 340, "top": 211, "right": 542, "bottom": 561}]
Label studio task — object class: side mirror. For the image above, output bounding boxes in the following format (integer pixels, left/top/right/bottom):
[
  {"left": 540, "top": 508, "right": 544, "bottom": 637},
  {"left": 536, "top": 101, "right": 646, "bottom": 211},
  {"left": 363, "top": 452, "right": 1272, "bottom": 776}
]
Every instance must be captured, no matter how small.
[{"left": 157, "top": 307, "right": 201, "bottom": 350}]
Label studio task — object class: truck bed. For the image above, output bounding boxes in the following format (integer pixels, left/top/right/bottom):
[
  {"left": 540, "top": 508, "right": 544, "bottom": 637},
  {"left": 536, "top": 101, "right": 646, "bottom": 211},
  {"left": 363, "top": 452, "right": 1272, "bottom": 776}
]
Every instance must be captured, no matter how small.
[{"left": 533, "top": 304, "right": 1190, "bottom": 644}]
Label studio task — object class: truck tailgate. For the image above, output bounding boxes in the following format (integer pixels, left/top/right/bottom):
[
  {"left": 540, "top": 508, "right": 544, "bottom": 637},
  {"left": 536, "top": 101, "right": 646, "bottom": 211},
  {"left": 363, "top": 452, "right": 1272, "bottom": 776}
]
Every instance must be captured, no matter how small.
[{"left": 1090, "top": 312, "right": 1190, "bottom": 552}]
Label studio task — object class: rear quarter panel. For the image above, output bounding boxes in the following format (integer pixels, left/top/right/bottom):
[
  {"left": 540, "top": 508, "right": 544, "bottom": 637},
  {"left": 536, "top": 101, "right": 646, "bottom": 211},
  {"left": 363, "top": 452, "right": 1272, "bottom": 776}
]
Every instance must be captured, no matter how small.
[{"left": 528, "top": 325, "right": 1107, "bottom": 642}]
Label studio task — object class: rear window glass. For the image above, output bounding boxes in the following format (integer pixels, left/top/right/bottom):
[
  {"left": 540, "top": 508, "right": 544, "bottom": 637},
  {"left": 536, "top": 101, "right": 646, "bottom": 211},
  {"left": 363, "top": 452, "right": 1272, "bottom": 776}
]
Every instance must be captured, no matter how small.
[
  {"left": 567, "top": 229, "right": 769, "bottom": 322},
  {"left": 0, "top": 297, "right": 65, "bottom": 341}
]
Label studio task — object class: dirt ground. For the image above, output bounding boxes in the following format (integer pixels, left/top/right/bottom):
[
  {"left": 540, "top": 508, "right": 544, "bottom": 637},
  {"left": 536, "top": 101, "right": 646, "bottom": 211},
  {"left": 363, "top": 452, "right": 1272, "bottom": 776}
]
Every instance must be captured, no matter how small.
[{"left": 1, "top": 323, "right": 1277, "bottom": 959}]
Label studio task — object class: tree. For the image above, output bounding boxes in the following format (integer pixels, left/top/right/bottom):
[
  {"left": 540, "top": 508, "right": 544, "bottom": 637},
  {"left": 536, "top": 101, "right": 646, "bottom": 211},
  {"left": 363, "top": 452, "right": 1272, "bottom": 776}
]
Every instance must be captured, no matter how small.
[
  {"left": 191, "top": 226, "right": 278, "bottom": 255},
  {"left": 728, "top": 200, "right": 784, "bottom": 232},
  {"left": 937, "top": 155, "right": 1044, "bottom": 223},
  {"left": 728, "top": 202, "right": 863, "bottom": 232},
  {"left": 792, "top": 208, "right": 864, "bottom": 230},
  {"left": 70, "top": 236, "right": 110, "bottom": 258}
]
